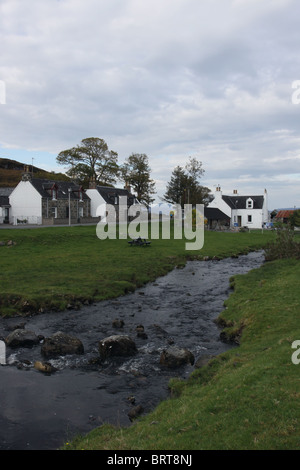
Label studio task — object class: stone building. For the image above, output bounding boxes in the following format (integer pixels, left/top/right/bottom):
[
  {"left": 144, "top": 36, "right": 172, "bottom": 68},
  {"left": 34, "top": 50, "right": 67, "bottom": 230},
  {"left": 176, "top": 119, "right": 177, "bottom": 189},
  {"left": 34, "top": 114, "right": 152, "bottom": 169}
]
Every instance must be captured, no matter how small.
[{"left": 9, "top": 169, "right": 96, "bottom": 225}]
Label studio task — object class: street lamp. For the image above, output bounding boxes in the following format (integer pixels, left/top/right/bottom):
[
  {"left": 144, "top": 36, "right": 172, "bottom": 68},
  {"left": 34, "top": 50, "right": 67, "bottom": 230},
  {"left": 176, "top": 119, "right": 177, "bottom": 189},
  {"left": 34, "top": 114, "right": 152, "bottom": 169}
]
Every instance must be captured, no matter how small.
[{"left": 68, "top": 187, "right": 72, "bottom": 226}]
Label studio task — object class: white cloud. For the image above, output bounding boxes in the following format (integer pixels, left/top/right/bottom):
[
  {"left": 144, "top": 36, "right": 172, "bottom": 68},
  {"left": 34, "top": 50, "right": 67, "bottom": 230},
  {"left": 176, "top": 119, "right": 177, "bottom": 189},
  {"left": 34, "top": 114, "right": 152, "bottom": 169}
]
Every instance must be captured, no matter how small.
[{"left": 0, "top": 0, "right": 300, "bottom": 209}]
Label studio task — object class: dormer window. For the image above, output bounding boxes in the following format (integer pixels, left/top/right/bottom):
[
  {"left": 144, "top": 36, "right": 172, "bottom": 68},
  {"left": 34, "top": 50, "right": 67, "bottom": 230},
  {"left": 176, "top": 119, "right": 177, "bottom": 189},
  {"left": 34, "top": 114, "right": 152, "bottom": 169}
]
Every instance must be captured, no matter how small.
[
  {"left": 51, "top": 185, "right": 58, "bottom": 200},
  {"left": 246, "top": 198, "right": 253, "bottom": 209}
]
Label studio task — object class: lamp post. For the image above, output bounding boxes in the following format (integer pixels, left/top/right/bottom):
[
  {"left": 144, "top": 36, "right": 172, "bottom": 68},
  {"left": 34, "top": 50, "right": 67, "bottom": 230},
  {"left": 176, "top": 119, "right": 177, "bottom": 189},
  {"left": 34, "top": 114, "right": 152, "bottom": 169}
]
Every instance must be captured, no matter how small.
[{"left": 68, "top": 187, "right": 72, "bottom": 226}]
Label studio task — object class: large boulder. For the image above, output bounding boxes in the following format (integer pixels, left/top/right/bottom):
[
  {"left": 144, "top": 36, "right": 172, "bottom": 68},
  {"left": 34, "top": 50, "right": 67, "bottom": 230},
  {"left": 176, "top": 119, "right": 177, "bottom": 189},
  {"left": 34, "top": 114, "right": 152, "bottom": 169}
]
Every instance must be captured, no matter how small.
[
  {"left": 98, "top": 335, "right": 137, "bottom": 360},
  {"left": 5, "top": 329, "right": 41, "bottom": 348},
  {"left": 41, "top": 331, "right": 84, "bottom": 358},
  {"left": 160, "top": 346, "right": 195, "bottom": 368}
]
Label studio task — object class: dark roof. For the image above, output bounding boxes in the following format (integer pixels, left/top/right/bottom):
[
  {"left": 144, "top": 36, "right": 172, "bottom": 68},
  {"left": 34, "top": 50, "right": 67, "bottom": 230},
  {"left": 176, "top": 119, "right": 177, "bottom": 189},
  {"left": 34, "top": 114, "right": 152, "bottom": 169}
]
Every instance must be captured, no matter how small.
[
  {"left": 30, "top": 178, "right": 89, "bottom": 200},
  {"left": 204, "top": 207, "right": 230, "bottom": 220},
  {"left": 96, "top": 186, "right": 136, "bottom": 205},
  {"left": 0, "top": 187, "right": 14, "bottom": 196},
  {"left": 276, "top": 210, "right": 295, "bottom": 218},
  {"left": 0, "top": 195, "right": 10, "bottom": 207},
  {"left": 222, "top": 195, "right": 264, "bottom": 210}
]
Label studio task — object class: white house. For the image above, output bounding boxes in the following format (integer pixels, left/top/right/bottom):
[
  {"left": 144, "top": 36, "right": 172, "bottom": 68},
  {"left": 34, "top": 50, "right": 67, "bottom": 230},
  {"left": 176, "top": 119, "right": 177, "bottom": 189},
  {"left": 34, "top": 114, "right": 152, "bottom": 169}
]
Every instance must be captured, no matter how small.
[
  {"left": 86, "top": 181, "right": 140, "bottom": 223},
  {"left": 9, "top": 169, "right": 93, "bottom": 225},
  {"left": 208, "top": 186, "right": 269, "bottom": 229}
]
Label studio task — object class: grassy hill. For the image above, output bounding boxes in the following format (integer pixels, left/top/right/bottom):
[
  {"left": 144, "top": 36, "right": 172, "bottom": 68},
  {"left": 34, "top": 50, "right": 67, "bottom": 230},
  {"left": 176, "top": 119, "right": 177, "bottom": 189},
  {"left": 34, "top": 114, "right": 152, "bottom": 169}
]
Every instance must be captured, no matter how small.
[{"left": 0, "top": 157, "right": 70, "bottom": 187}]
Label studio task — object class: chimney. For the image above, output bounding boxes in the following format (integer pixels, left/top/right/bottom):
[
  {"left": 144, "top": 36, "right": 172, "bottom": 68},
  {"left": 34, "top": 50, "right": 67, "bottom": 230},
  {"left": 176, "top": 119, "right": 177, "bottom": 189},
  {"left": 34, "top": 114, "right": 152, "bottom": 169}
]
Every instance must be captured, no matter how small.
[
  {"left": 215, "top": 185, "right": 222, "bottom": 198},
  {"left": 22, "top": 165, "right": 32, "bottom": 182},
  {"left": 233, "top": 189, "right": 238, "bottom": 194}
]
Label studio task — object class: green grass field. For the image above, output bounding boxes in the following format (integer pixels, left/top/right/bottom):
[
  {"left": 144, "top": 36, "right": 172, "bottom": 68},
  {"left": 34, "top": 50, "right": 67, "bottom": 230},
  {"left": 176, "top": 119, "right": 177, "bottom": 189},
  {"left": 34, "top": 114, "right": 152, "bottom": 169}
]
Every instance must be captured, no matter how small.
[{"left": 0, "top": 225, "right": 275, "bottom": 317}]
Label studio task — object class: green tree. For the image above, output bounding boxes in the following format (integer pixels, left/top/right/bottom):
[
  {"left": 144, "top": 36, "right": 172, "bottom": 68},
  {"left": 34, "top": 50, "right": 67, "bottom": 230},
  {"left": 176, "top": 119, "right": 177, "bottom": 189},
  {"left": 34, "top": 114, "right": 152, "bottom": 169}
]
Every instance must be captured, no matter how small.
[
  {"left": 121, "top": 153, "right": 156, "bottom": 206},
  {"left": 163, "top": 165, "right": 187, "bottom": 206},
  {"left": 56, "top": 137, "right": 119, "bottom": 186},
  {"left": 289, "top": 209, "right": 300, "bottom": 228},
  {"left": 163, "top": 157, "right": 211, "bottom": 207}
]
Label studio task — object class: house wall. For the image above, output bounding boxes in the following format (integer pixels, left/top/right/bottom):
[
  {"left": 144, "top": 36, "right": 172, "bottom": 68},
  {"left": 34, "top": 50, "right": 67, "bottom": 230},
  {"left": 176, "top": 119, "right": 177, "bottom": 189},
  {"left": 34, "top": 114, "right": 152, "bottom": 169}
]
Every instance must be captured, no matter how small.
[
  {"left": 41, "top": 198, "right": 90, "bottom": 220},
  {"left": 9, "top": 181, "right": 42, "bottom": 225},
  {"left": 207, "top": 188, "right": 232, "bottom": 217},
  {"left": 232, "top": 209, "right": 265, "bottom": 229}
]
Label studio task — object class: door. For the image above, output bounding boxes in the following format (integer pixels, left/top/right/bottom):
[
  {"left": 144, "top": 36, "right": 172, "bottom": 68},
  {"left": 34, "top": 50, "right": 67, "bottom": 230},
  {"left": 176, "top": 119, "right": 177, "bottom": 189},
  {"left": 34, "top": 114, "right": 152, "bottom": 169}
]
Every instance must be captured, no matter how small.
[{"left": 4, "top": 207, "right": 9, "bottom": 223}]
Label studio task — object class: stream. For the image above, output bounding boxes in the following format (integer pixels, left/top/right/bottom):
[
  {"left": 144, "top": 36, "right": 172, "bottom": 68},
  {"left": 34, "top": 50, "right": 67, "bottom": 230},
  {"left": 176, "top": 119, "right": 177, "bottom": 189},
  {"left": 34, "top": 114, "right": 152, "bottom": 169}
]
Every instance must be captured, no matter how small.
[{"left": 0, "top": 250, "right": 265, "bottom": 450}]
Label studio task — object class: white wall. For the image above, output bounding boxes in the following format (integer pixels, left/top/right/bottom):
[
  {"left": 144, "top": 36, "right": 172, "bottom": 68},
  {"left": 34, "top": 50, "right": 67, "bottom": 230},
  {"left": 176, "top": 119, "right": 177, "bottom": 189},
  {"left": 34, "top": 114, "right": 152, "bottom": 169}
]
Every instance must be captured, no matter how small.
[
  {"left": 232, "top": 209, "right": 264, "bottom": 229},
  {"left": 207, "top": 189, "right": 232, "bottom": 217},
  {"left": 9, "top": 181, "right": 42, "bottom": 224},
  {"left": 85, "top": 189, "right": 106, "bottom": 217}
]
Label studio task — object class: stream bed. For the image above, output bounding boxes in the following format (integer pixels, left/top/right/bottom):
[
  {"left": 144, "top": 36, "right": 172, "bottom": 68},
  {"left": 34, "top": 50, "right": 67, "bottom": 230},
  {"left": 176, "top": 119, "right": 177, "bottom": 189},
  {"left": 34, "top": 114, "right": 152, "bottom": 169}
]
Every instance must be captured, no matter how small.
[{"left": 0, "top": 251, "right": 265, "bottom": 450}]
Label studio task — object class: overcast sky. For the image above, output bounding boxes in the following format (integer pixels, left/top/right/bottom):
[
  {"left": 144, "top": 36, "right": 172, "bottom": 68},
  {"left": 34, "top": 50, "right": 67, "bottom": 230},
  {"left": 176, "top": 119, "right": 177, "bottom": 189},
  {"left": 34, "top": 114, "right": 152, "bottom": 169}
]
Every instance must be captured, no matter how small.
[{"left": 1, "top": 0, "right": 300, "bottom": 209}]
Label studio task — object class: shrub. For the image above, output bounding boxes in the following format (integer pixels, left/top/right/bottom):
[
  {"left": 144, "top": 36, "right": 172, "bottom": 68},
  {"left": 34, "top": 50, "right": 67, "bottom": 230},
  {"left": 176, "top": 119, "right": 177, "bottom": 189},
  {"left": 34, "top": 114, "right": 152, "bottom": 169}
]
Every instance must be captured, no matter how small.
[{"left": 264, "top": 223, "right": 300, "bottom": 261}]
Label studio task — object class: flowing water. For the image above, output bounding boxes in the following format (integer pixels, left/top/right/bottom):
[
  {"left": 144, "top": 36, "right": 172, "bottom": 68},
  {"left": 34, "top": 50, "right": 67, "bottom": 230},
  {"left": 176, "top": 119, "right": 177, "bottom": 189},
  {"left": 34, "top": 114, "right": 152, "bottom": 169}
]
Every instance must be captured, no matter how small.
[{"left": 0, "top": 251, "right": 265, "bottom": 450}]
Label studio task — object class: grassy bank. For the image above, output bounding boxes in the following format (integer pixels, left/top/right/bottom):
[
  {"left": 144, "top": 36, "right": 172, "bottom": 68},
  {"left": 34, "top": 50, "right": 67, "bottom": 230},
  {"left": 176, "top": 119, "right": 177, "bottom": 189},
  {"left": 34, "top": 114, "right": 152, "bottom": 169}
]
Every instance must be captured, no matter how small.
[
  {"left": 0, "top": 225, "right": 274, "bottom": 317},
  {"left": 64, "top": 256, "right": 300, "bottom": 450}
]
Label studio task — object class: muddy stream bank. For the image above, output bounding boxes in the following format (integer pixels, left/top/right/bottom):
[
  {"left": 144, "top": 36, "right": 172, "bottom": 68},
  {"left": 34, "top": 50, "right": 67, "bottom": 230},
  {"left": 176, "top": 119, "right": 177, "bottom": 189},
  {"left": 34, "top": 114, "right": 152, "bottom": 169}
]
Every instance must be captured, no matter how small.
[{"left": 0, "top": 251, "right": 265, "bottom": 450}]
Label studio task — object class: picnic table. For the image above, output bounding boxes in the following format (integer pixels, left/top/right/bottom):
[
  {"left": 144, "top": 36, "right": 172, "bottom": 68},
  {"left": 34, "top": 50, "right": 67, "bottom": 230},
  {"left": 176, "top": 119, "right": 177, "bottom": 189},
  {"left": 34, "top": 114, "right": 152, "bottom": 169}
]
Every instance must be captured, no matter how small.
[{"left": 128, "top": 237, "right": 151, "bottom": 247}]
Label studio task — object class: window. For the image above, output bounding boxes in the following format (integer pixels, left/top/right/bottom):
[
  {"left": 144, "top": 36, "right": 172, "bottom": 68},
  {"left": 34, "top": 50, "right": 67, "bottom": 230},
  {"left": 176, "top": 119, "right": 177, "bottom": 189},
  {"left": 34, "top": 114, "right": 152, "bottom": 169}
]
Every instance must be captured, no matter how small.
[
  {"left": 51, "top": 207, "right": 57, "bottom": 218},
  {"left": 52, "top": 186, "right": 58, "bottom": 200},
  {"left": 247, "top": 198, "right": 253, "bottom": 209},
  {"left": 79, "top": 207, "right": 83, "bottom": 218},
  {"left": 248, "top": 215, "right": 252, "bottom": 223}
]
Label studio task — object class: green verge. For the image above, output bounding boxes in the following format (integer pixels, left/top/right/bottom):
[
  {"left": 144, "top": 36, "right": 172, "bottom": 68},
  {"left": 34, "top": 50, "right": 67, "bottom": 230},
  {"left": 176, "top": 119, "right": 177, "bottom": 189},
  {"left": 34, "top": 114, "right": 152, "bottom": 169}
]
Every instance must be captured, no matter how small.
[
  {"left": 63, "top": 257, "right": 300, "bottom": 450},
  {"left": 0, "top": 225, "right": 274, "bottom": 317}
]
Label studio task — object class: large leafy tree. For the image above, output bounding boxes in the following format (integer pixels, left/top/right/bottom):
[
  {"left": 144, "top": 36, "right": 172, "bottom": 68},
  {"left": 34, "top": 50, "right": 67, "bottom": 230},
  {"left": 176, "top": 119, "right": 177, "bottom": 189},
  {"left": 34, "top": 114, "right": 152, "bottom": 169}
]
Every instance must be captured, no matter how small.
[
  {"left": 56, "top": 137, "right": 119, "bottom": 186},
  {"left": 121, "top": 153, "right": 156, "bottom": 206},
  {"left": 163, "top": 157, "right": 211, "bottom": 207}
]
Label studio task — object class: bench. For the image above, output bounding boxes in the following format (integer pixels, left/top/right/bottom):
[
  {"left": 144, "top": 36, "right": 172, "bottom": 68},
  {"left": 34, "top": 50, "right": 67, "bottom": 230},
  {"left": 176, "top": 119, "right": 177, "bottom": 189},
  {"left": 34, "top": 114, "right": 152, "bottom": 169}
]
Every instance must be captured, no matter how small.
[{"left": 128, "top": 237, "right": 151, "bottom": 247}]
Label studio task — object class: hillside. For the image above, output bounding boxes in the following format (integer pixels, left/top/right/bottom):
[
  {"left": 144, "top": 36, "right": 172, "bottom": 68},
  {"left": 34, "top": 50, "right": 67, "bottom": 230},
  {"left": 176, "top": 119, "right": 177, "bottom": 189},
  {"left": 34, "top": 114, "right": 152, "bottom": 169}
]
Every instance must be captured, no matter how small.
[{"left": 0, "top": 157, "right": 70, "bottom": 187}]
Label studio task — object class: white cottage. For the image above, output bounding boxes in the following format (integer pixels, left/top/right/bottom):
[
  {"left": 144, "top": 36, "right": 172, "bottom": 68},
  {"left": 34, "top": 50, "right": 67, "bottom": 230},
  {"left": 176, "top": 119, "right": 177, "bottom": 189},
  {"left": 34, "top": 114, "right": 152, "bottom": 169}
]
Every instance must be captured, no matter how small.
[
  {"left": 9, "top": 169, "right": 93, "bottom": 225},
  {"left": 208, "top": 186, "right": 269, "bottom": 229},
  {"left": 86, "top": 181, "right": 140, "bottom": 223}
]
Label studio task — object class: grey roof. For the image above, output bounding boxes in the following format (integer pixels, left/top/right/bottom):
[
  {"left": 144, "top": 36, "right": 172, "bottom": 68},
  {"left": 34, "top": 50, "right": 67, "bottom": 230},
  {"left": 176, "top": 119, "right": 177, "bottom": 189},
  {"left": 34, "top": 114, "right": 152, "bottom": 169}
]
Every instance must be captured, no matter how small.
[
  {"left": 204, "top": 207, "right": 230, "bottom": 220},
  {"left": 30, "top": 178, "right": 90, "bottom": 200},
  {"left": 222, "top": 195, "right": 264, "bottom": 210},
  {"left": 95, "top": 186, "right": 136, "bottom": 205},
  {"left": 0, "top": 187, "right": 14, "bottom": 196}
]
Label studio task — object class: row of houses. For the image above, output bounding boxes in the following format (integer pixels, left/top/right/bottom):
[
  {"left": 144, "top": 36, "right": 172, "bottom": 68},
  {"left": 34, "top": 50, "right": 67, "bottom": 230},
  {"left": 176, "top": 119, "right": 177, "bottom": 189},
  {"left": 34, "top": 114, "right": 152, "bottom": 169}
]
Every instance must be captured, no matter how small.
[
  {"left": 0, "top": 168, "right": 271, "bottom": 230},
  {"left": 0, "top": 168, "right": 138, "bottom": 225}
]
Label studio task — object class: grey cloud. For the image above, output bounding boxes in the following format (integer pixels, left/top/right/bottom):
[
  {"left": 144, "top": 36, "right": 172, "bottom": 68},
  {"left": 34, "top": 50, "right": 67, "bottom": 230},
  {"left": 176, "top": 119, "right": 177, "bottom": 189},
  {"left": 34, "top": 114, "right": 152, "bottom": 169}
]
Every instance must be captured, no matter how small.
[{"left": 0, "top": 0, "right": 300, "bottom": 209}]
